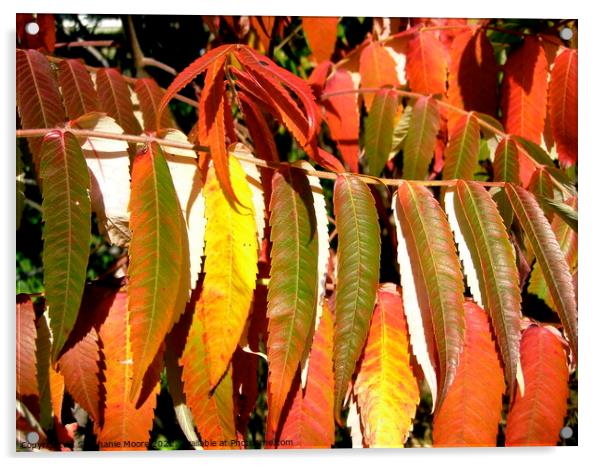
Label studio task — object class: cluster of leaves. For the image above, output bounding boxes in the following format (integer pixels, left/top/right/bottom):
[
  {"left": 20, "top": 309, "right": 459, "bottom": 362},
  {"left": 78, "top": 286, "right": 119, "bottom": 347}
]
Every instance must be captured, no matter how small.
[{"left": 16, "top": 15, "right": 577, "bottom": 450}]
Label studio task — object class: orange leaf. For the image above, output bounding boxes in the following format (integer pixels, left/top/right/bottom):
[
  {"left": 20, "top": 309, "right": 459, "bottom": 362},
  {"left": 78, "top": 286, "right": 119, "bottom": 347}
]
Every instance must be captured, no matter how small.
[
  {"left": 501, "top": 36, "right": 548, "bottom": 145},
  {"left": 302, "top": 17, "right": 339, "bottom": 63},
  {"left": 433, "top": 302, "right": 505, "bottom": 447},
  {"left": 505, "top": 325, "right": 570, "bottom": 446},
  {"left": 359, "top": 41, "right": 400, "bottom": 111},
  {"left": 17, "top": 295, "right": 39, "bottom": 417},
  {"left": 57, "top": 59, "right": 100, "bottom": 120},
  {"left": 96, "top": 68, "right": 142, "bottom": 137},
  {"left": 323, "top": 68, "right": 360, "bottom": 172},
  {"left": 549, "top": 49, "right": 577, "bottom": 167},
  {"left": 406, "top": 30, "right": 447, "bottom": 95},
  {"left": 277, "top": 302, "right": 335, "bottom": 448},
  {"left": 96, "top": 290, "right": 159, "bottom": 450},
  {"left": 354, "top": 284, "right": 420, "bottom": 447}
]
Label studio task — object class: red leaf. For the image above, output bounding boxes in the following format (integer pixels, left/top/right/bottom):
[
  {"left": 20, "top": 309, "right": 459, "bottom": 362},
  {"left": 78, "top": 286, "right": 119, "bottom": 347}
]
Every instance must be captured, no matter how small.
[
  {"left": 57, "top": 327, "right": 101, "bottom": 422},
  {"left": 447, "top": 29, "right": 497, "bottom": 129},
  {"left": 17, "top": 14, "right": 56, "bottom": 52},
  {"left": 96, "top": 68, "right": 142, "bottom": 137},
  {"left": 157, "top": 44, "right": 236, "bottom": 126},
  {"left": 433, "top": 302, "right": 505, "bottom": 447},
  {"left": 302, "top": 17, "right": 339, "bottom": 63},
  {"left": 406, "top": 30, "right": 447, "bottom": 95},
  {"left": 549, "top": 49, "right": 578, "bottom": 167},
  {"left": 16, "top": 49, "right": 66, "bottom": 158},
  {"left": 17, "top": 295, "right": 39, "bottom": 417},
  {"left": 501, "top": 37, "right": 548, "bottom": 145},
  {"left": 238, "top": 91, "right": 279, "bottom": 163},
  {"left": 57, "top": 59, "right": 100, "bottom": 120},
  {"left": 359, "top": 41, "right": 400, "bottom": 111},
  {"left": 134, "top": 77, "right": 174, "bottom": 131},
  {"left": 277, "top": 303, "right": 335, "bottom": 448},
  {"left": 505, "top": 325, "right": 570, "bottom": 446},
  {"left": 323, "top": 68, "right": 360, "bottom": 172}
]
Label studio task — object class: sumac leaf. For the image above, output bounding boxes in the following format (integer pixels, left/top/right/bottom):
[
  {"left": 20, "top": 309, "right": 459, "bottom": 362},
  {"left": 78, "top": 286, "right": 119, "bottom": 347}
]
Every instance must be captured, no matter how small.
[
  {"left": 333, "top": 175, "right": 381, "bottom": 421},
  {"left": 354, "top": 284, "right": 419, "bottom": 447},
  {"left": 406, "top": 30, "right": 447, "bottom": 95},
  {"left": 302, "top": 17, "right": 339, "bottom": 63},
  {"left": 57, "top": 59, "right": 100, "bottom": 120},
  {"left": 433, "top": 302, "right": 505, "bottom": 447},
  {"left": 134, "top": 77, "right": 174, "bottom": 131},
  {"left": 549, "top": 49, "right": 577, "bottom": 167},
  {"left": 364, "top": 89, "right": 399, "bottom": 176},
  {"left": 442, "top": 113, "right": 480, "bottom": 180},
  {"left": 359, "top": 41, "right": 400, "bottom": 111},
  {"left": 40, "top": 131, "right": 91, "bottom": 360},
  {"left": 402, "top": 96, "right": 440, "bottom": 180},
  {"left": 17, "top": 295, "right": 39, "bottom": 416},
  {"left": 96, "top": 68, "right": 142, "bottom": 137},
  {"left": 505, "top": 325, "right": 570, "bottom": 446}
]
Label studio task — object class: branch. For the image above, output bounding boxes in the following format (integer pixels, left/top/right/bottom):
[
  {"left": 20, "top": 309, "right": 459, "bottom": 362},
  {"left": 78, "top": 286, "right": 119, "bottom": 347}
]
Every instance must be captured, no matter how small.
[{"left": 15, "top": 126, "right": 506, "bottom": 189}]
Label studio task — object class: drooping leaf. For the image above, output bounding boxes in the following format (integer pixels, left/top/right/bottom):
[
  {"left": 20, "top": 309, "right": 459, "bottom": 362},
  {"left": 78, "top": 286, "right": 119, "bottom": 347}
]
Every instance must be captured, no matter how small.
[
  {"left": 549, "top": 49, "right": 577, "bottom": 167},
  {"left": 333, "top": 174, "right": 381, "bottom": 421},
  {"left": 266, "top": 166, "right": 319, "bottom": 433},
  {"left": 180, "top": 294, "right": 237, "bottom": 448},
  {"left": 238, "top": 91, "right": 279, "bottom": 163},
  {"left": 57, "top": 327, "right": 101, "bottom": 422},
  {"left": 359, "top": 41, "right": 400, "bottom": 111},
  {"left": 529, "top": 196, "right": 578, "bottom": 309},
  {"left": 535, "top": 195, "right": 578, "bottom": 233},
  {"left": 354, "top": 284, "right": 420, "bottom": 447},
  {"left": 96, "top": 68, "right": 142, "bottom": 137},
  {"left": 127, "top": 142, "right": 186, "bottom": 399},
  {"left": 323, "top": 67, "right": 360, "bottom": 172},
  {"left": 96, "top": 290, "right": 159, "bottom": 450},
  {"left": 16, "top": 49, "right": 66, "bottom": 158},
  {"left": 501, "top": 36, "right": 548, "bottom": 145},
  {"left": 447, "top": 29, "right": 497, "bottom": 129},
  {"left": 72, "top": 113, "right": 131, "bottom": 247},
  {"left": 302, "top": 17, "right": 339, "bottom": 63},
  {"left": 445, "top": 181, "right": 522, "bottom": 391},
  {"left": 505, "top": 325, "right": 569, "bottom": 446},
  {"left": 160, "top": 129, "right": 207, "bottom": 292},
  {"left": 394, "top": 181, "right": 465, "bottom": 410},
  {"left": 402, "top": 96, "right": 440, "bottom": 180},
  {"left": 278, "top": 302, "right": 335, "bottom": 448},
  {"left": 442, "top": 113, "right": 480, "bottom": 180},
  {"left": 40, "top": 131, "right": 91, "bottom": 360},
  {"left": 134, "top": 77, "right": 174, "bottom": 131},
  {"left": 17, "top": 295, "right": 39, "bottom": 416},
  {"left": 406, "top": 30, "right": 447, "bottom": 95},
  {"left": 505, "top": 183, "right": 577, "bottom": 359},
  {"left": 201, "top": 157, "right": 259, "bottom": 388},
  {"left": 433, "top": 302, "right": 505, "bottom": 447},
  {"left": 364, "top": 89, "right": 399, "bottom": 176},
  {"left": 57, "top": 59, "right": 100, "bottom": 120}
]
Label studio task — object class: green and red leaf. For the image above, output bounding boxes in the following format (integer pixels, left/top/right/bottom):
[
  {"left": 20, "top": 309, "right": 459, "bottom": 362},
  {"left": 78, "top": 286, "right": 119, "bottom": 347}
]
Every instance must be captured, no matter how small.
[
  {"left": 57, "top": 59, "right": 100, "bottom": 120},
  {"left": 40, "top": 130, "right": 91, "bottom": 360},
  {"left": 266, "top": 166, "right": 320, "bottom": 433},
  {"left": 402, "top": 96, "right": 440, "bottom": 180},
  {"left": 394, "top": 181, "right": 465, "bottom": 411},
  {"left": 333, "top": 175, "right": 381, "bottom": 421},
  {"left": 96, "top": 68, "right": 142, "bottom": 137},
  {"left": 364, "top": 89, "right": 399, "bottom": 176},
  {"left": 442, "top": 113, "right": 480, "bottom": 180},
  {"left": 134, "top": 77, "right": 174, "bottom": 131},
  {"left": 127, "top": 142, "right": 186, "bottom": 399}
]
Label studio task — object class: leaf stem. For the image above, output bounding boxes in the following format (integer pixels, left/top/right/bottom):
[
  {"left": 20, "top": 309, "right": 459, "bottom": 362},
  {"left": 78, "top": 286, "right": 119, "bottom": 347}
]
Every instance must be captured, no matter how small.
[{"left": 15, "top": 127, "right": 505, "bottom": 188}]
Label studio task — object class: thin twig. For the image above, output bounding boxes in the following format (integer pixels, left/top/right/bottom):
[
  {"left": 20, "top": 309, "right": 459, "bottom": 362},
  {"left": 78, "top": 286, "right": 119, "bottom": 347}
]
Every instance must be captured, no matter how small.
[
  {"left": 142, "top": 57, "right": 177, "bottom": 76},
  {"left": 55, "top": 40, "right": 115, "bottom": 48},
  {"left": 15, "top": 126, "right": 506, "bottom": 189}
]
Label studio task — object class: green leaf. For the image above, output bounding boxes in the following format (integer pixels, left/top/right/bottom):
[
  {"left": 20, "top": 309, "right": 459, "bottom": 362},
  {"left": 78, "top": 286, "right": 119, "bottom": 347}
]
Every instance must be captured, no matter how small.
[
  {"left": 402, "top": 96, "right": 440, "bottom": 180},
  {"left": 535, "top": 195, "right": 578, "bottom": 232},
  {"left": 442, "top": 113, "right": 480, "bottom": 180},
  {"left": 447, "top": 181, "right": 522, "bottom": 391},
  {"left": 333, "top": 174, "right": 380, "bottom": 421},
  {"left": 364, "top": 89, "right": 399, "bottom": 176},
  {"left": 40, "top": 131, "right": 91, "bottom": 360},
  {"left": 394, "top": 181, "right": 465, "bottom": 411},
  {"left": 266, "top": 166, "right": 319, "bottom": 432},
  {"left": 505, "top": 183, "right": 577, "bottom": 360},
  {"left": 492, "top": 137, "right": 520, "bottom": 228},
  {"left": 128, "top": 142, "right": 187, "bottom": 400},
  {"left": 527, "top": 168, "right": 555, "bottom": 219},
  {"left": 389, "top": 103, "right": 413, "bottom": 159}
]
